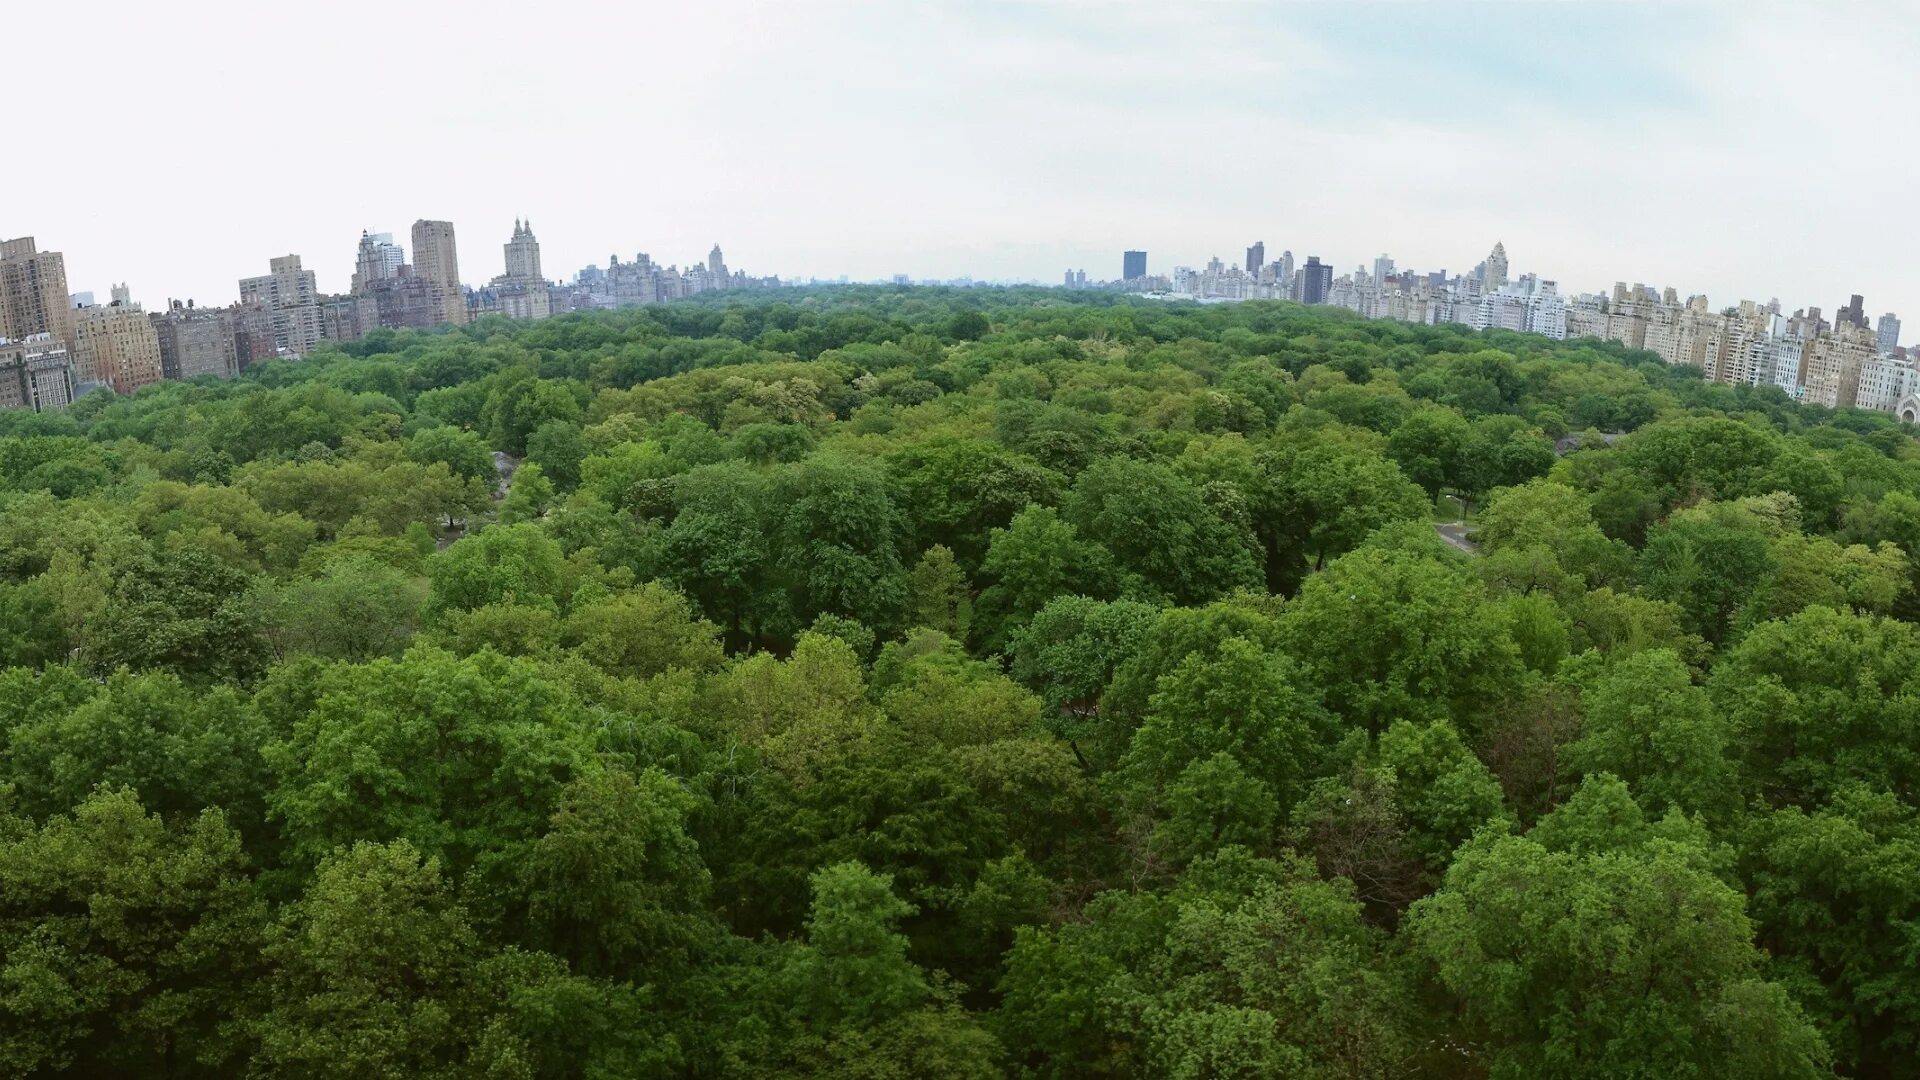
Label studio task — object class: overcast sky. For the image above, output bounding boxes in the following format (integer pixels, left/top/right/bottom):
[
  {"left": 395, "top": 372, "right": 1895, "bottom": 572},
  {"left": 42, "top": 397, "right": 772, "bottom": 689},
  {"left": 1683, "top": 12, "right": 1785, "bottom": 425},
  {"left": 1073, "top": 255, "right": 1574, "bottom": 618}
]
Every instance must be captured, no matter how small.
[{"left": 13, "top": 1, "right": 1920, "bottom": 321}]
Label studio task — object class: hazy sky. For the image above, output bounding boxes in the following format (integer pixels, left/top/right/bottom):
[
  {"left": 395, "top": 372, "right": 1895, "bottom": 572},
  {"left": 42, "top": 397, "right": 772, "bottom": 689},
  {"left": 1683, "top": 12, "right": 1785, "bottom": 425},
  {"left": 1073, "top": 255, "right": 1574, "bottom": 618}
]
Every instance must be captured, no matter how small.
[{"left": 14, "top": 1, "right": 1920, "bottom": 320}]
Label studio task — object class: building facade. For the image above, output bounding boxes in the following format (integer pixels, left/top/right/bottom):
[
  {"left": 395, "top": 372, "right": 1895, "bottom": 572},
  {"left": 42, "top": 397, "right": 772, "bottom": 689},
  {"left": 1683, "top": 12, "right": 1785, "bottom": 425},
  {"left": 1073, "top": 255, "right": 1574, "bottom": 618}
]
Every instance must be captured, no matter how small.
[
  {"left": 409, "top": 219, "right": 467, "bottom": 326},
  {"left": 0, "top": 237, "right": 76, "bottom": 349},
  {"left": 152, "top": 303, "right": 240, "bottom": 380},
  {"left": 0, "top": 334, "right": 78, "bottom": 411},
  {"left": 69, "top": 294, "right": 164, "bottom": 393},
  {"left": 351, "top": 232, "right": 405, "bottom": 294},
  {"left": 237, "top": 255, "right": 323, "bottom": 357},
  {"left": 1300, "top": 256, "right": 1332, "bottom": 305},
  {"left": 487, "top": 220, "right": 550, "bottom": 320}
]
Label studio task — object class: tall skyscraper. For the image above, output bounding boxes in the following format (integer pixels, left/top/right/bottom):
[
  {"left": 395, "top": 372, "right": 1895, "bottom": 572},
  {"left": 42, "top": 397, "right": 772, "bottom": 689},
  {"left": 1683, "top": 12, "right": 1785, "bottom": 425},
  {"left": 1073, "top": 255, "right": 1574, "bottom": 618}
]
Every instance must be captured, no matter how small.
[
  {"left": 410, "top": 219, "right": 468, "bottom": 326},
  {"left": 351, "top": 231, "right": 404, "bottom": 294},
  {"left": 238, "top": 255, "right": 324, "bottom": 357},
  {"left": 1123, "top": 250, "right": 1147, "bottom": 281},
  {"left": 1838, "top": 294, "right": 1867, "bottom": 330},
  {"left": 708, "top": 243, "right": 727, "bottom": 283},
  {"left": 490, "top": 220, "right": 551, "bottom": 321},
  {"left": 1373, "top": 254, "right": 1396, "bottom": 286},
  {"left": 0, "top": 237, "right": 76, "bottom": 348},
  {"left": 1879, "top": 312, "right": 1902, "bottom": 354},
  {"left": 1484, "top": 242, "right": 1509, "bottom": 291},
  {"left": 505, "top": 220, "right": 543, "bottom": 282},
  {"left": 1245, "top": 241, "right": 1264, "bottom": 273},
  {"left": 1301, "top": 256, "right": 1332, "bottom": 305},
  {"left": 1277, "top": 251, "right": 1295, "bottom": 297}
]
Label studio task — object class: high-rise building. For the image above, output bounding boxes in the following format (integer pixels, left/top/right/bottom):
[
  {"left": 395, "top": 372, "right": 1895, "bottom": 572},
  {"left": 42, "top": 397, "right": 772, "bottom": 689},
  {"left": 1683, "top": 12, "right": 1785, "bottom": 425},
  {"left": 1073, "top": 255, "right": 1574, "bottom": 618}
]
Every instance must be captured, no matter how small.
[
  {"left": 410, "top": 219, "right": 468, "bottom": 326},
  {"left": 1301, "top": 256, "right": 1332, "bottom": 305},
  {"left": 487, "top": 219, "right": 551, "bottom": 321},
  {"left": 1878, "top": 312, "right": 1901, "bottom": 354},
  {"left": 708, "top": 243, "right": 728, "bottom": 284},
  {"left": 320, "top": 294, "right": 381, "bottom": 343},
  {"left": 369, "top": 269, "right": 445, "bottom": 331},
  {"left": 232, "top": 304, "right": 280, "bottom": 368},
  {"left": 0, "top": 237, "right": 76, "bottom": 349},
  {"left": 351, "top": 231, "right": 404, "bottom": 294},
  {"left": 505, "top": 219, "right": 543, "bottom": 282},
  {"left": 1483, "top": 242, "right": 1509, "bottom": 291},
  {"left": 69, "top": 289, "right": 164, "bottom": 393},
  {"left": 0, "top": 334, "right": 78, "bottom": 411},
  {"left": 152, "top": 303, "right": 240, "bottom": 380},
  {"left": 238, "top": 255, "right": 324, "bottom": 357},
  {"left": 1838, "top": 294, "right": 1867, "bottom": 330},
  {"left": 1373, "top": 254, "right": 1395, "bottom": 287},
  {"left": 1276, "top": 251, "right": 1295, "bottom": 298},
  {"left": 1245, "top": 241, "right": 1264, "bottom": 273},
  {"left": 1123, "top": 250, "right": 1147, "bottom": 281},
  {"left": 1803, "top": 322, "right": 1877, "bottom": 408}
]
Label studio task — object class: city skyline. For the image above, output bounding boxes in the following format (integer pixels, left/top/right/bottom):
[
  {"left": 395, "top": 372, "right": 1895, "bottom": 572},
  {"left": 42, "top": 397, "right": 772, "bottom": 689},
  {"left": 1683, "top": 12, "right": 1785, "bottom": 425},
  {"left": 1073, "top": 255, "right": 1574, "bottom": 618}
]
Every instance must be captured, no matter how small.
[{"left": 12, "top": 2, "right": 1920, "bottom": 312}]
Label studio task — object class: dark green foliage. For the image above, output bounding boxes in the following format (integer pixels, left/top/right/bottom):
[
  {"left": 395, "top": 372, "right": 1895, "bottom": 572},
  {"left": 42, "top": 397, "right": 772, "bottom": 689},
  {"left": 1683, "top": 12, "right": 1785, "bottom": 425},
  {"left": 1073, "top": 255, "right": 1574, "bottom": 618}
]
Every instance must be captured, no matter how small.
[{"left": 8, "top": 286, "right": 1920, "bottom": 1076}]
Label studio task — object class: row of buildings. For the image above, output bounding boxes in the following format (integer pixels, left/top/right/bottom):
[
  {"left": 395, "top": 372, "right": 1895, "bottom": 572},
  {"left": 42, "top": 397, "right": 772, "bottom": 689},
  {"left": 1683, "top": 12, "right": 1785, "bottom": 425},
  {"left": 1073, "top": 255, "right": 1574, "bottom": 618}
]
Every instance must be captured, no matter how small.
[
  {"left": 0, "top": 221, "right": 778, "bottom": 412},
  {"left": 1075, "top": 244, "right": 1920, "bottom": 421}
]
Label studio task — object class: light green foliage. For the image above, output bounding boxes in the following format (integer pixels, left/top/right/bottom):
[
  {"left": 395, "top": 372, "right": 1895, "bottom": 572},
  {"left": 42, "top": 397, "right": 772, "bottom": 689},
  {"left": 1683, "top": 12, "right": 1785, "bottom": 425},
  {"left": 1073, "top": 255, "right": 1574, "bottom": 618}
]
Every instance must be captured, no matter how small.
[
  {"left": 496, "top": 459, "right": 556, "bottom": 523},
  {"left": 1386, "top": 405, "right": 1472, "bottom": 497},
  {"left": 1567, "top": 648, "right": 1740, "bottom": 821},
  {"left": 997, "top": 850, "right": 1416, "bottom": 1080},
  {"left": 406, "top": 425, "right": 497, "bottom": 487},
  {"left": 0, "top": 788, "right": 265, "bottom": 1077},
  {"left": 261, "top": 648, "right": 599, "bottom": 887},
  {"left": 251, "top": 840, "right": 489, "bottom": 1077},
  {"left": 525, "top": 419, "right": 587, "bottom": 491},
  {"left": 1122, "top": 637, "right": 1334, "bottom": 821},
  {"left": 0, "top": 670, "right": 270, "bottom": 831},
  {"left": 701, "top": 632, "right": 880, "bottom": 784},
  {"left": 1279, "top": 543, "right": 1524, "bottom": 731},
  {"left": 1742, "top": 787, "right": 1920, "bottom": 1072},
  {"left": 1006, "top": 594, "right": 1159, "bottom": 734},
  {"left": 426, "top": 522, "right": 567, "bottom": 617},
  {"left": 1408, "top": 777, "right": 1830, "bottom": 1078},
  {"left": 1063, "top": 456, "right": 1263, "bottom": 605},
  {"left": 905, "top": 544, "right": 973, "bottom": 639},
  {"left": 90, "top": 545, "right": 271, "bottom": 684},
  {"left": 580, "top": 439, "right": 676, "bottom": 513},
  {"left": 1263, "top": 439, "right": 1431, "bottom": 576},
  {"left": 522, "top": 766, "right": 714, "bottom": 978},
  {"left": 560, "top": 581, "right": 725, "bottom": 678},
  {"left": 975, "top": 505, "right": 1124, "bottom": 647},
  {"left": 1709, "top": 605, "right": 1920, "bottom": 805},
  {"left": 7, "top": 288, "right": 1920, "bottom": 1074},
  {"left": 261, "top": 554, "right": 427, "bottom": 661}
]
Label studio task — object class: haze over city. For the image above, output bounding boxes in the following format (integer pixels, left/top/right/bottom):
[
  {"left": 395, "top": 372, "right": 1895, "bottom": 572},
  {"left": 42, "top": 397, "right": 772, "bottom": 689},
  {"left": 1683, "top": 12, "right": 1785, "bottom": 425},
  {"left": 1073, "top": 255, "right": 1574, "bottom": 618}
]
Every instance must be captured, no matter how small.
[{"left": 13, "top": 1, "right": 1920, "bottom": 312}]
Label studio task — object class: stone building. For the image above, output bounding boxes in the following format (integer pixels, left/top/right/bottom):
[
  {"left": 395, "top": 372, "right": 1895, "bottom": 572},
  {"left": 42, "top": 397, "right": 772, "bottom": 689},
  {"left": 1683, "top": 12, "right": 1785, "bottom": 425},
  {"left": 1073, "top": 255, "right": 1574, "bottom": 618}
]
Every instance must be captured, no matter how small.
[
  {"left": 0, "top": 237, "right": 75, "bottom": 348},
  {"left": 238, "top": 255, "right": 324, "bottom": 357},
  {"left": 152, "top": 303, "right": 240, "bottom": 380},
  {"left": 69, "top": 290, "right": 164, "bottom": 393}
]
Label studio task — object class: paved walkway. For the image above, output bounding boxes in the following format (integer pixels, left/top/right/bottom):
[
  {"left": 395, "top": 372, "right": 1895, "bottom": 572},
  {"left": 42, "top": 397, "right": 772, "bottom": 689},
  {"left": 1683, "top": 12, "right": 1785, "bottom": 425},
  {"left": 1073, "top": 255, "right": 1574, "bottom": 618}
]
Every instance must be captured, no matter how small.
[{"left": 1434, "top": 521, "right": 1479, "bottom": 554}]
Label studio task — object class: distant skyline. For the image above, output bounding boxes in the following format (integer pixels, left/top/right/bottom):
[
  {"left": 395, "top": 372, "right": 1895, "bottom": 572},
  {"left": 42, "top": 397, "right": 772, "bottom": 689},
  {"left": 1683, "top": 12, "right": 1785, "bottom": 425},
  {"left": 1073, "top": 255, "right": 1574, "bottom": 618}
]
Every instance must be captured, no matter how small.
[{"left": 13, "top": 1, "right": 1920, "bottom": 319}]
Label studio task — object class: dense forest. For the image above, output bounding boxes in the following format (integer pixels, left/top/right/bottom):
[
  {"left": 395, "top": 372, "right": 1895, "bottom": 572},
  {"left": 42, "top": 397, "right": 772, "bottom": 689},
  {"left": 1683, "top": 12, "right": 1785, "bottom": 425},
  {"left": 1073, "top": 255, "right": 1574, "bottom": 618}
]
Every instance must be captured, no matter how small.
[{"left": 4, "top": 286, "right": 1919, "bottom": 1078}]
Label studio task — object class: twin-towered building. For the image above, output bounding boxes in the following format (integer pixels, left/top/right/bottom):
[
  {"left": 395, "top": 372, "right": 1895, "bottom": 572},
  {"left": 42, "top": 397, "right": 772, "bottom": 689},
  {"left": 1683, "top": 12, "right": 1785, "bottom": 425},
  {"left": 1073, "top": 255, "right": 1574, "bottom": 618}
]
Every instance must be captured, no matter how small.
[{"left": 0, "top": 218, "right": 782, "bottom": 410}]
